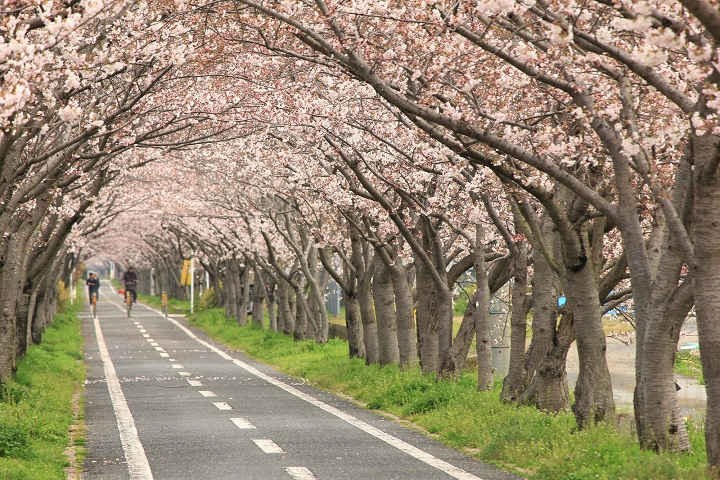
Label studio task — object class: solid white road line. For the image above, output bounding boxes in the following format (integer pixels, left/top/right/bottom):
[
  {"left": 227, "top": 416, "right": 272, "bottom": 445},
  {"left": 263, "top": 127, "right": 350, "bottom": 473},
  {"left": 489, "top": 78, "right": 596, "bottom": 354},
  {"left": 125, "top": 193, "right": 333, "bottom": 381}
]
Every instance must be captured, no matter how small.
[
  {"left": 199, "top": 391, "right": 216, "bottom": 397},
  {"left": 158, "top": 302, "right": 484, "bottom": 480},
  {"left": 231, "top": 418, "right": 256, "bottom": 429},
  {"left": 188, "top": 380, "right": 203, "bottom": 387},
  {"left": 93, "top": 316, "right": 153, "bottom": 480},
  {"left": 252, "top": 439, "right": 284, "bottom": 453},
  {"left": 284, "top": 467, "right": 318, "bottom": 480},
  {"left": 213, "top": 402, "right": 233, "bottom": 410},
  {"left": 230, "top": 358, "right": 483, "bottom": 480}
]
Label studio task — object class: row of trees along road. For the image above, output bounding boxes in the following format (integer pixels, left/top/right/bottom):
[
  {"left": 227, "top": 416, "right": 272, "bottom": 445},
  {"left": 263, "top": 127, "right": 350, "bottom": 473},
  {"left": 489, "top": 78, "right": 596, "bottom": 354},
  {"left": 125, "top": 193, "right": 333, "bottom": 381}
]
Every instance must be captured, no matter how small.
[{"left": 6, "top": 0, "right": 720, "bottom": 473}]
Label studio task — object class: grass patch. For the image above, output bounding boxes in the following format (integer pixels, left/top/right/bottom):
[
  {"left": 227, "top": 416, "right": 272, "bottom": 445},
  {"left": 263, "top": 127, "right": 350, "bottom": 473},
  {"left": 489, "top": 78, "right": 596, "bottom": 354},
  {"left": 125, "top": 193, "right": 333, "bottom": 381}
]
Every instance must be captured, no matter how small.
[
  {"left": 0, "top": 286, "right": 85, "bottom": 479},
  {"left": 187, "top": 307, "right": 711, "bottom": 480},
  {"left": 676, "top": 351, "right": 705, "bottom": 384}
]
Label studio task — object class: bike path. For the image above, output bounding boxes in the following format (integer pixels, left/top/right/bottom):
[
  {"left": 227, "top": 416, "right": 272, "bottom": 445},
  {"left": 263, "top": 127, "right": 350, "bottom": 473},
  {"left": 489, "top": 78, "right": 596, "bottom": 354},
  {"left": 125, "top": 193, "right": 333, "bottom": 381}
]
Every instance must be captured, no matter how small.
[{"left": 81, "top": 285, "right": 522, "bottom": 480}]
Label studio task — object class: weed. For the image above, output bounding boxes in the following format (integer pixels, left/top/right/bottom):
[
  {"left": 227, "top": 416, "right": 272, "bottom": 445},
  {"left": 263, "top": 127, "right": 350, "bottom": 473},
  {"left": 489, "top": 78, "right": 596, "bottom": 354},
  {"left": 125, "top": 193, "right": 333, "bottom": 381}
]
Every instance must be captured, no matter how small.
[{"left": 0, "top": 424, "right": 28, "bottom": 457}]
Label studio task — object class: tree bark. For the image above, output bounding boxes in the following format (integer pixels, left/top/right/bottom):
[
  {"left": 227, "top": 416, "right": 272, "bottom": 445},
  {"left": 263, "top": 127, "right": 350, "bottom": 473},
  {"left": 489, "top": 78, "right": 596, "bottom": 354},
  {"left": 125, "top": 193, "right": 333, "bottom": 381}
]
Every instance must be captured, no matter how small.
[
  {"left": 372, "top": 259, "right": 400, "bottom": 366},
  {"left": 473, "top": 224, "right": 493, "bottom": 390},
  {"left": 501, "top": 241, "right": 531, "bottom": 401},
  {"left": 350, "top": 226, "right": 379, "bottom": 364},
  {"left": 693, "top": 132, "right": 720, "bottom": 467}
]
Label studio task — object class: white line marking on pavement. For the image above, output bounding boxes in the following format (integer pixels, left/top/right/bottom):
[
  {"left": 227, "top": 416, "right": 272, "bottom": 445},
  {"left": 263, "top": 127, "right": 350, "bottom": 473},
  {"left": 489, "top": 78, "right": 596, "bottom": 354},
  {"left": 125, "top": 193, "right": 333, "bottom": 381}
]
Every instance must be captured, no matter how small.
[
  {"left": 161, "top": 304, "right": 483, "bottom": 479},
  {"left": 213, "top": 402, "right": 233, "bottom": 410},
  {"left": 188, "top": 380, "right": 203, "bottom": 387},
  {"left": 230, "top": 358, "right": 483, "bottom": 480},
  {"left": 199, "top": 391, "right": 216, "bottom": 397},
  {"left": 139, "top": 329, "right": 146, "bottom": 333},
  {"left": 150, "top": 342, "right": 159, "bottom": 346},
  {"left": 134, "top": 321, "right": 140, "bottom": 325},
  {"left": 164, "top": 317, "right": 234, "bottom": 360},
  {"left": 231, "top": 418, "right": 256, "bottom": 429},
  {"left": 172, "top": 364, "right": 183, "bottom": 369},
  {"left": 154, "top": 347, "right": 165, "bottom": 352},
  {"left": 159, "top": 353, "right": 170, "bottom": 358},
  {"left": 93, "top": 316, "right": 153, "bottom": 480},
  {"left": 284, "top": 467, "right": 318, "bottom": 480},
  {"left": 169, "top": 359, "right": 176, "bottom": 361},
  {"left": 253, "top": 439, "right": 284, "bottom": 453},
  {"left": 179, "top": 372, "right": 191, "bottom": 376},
  {"left": 143, "top": 334, "right": 150, "bottom": 338}
]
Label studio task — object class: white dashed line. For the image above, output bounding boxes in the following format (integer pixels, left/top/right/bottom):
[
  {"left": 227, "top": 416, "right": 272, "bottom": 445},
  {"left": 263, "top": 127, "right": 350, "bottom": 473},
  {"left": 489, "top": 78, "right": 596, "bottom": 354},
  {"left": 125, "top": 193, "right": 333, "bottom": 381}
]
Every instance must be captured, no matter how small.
[
  {"left": 230, "top": 418, "right": 256, "bottom": 429},
  {"left": 93, "top": 317, "right": 153, "bottom": 479},
  {"left": 179, "top": 372, "right": 191, "bottom": 376},
  {"left": 159, "top": 353, "right": 170, "bottom": 358},
  {"left": 154, "top": 347, "right": 165, "bottom": 352},
  {"left": 171, "top": 364, "right": 183, "bottom": 369},
  {"left": 229, "top": 358, "right": 483, "bottom": 480},
  {"left": 133, "top": 322, "right": 140, "bottom": 325},
  {"left": 213, "top": 402, "right": 233, "bottom": 410},
  {"left": 284, "top": 467, "right": 318, "bottom": 480},
  {"left": 150, "top": 342, "right": 159, "bottom": 346},
  {"left": 169, "top": 359, "right": 176, "bottom": 362},
  {"left": 188, "top": 380, "right": 203, "bottom": 387},
  {"left": 143, "top": 334, "right": 150, "bottom": 338},
  {"left": 163, "top": 306, "right": 483, "bottom": 480},
  {"left": 252, "top": 439, "right": 284, "bottom": 453},
  {"left": 199, "top": 391, "right": 216, "bottom": 397}
]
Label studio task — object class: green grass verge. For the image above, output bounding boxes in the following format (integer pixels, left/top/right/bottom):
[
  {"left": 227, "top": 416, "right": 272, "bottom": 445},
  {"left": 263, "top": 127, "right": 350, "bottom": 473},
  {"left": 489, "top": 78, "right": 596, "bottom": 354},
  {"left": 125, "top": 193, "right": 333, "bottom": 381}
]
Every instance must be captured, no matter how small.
[
  {"left": 0, "top": 286, "right": 85, "bottom": 479},
  {"left": 187, "top": 307, "right": 711, "bottom": 480},
  {"left": 676, "top": 352, "right": 705, "bottom": 385}
]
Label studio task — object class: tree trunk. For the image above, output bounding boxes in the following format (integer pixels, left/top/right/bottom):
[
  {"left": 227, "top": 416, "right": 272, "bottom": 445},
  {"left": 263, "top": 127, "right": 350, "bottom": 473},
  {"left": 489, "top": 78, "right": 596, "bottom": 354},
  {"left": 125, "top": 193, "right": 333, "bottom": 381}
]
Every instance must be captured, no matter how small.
[
  {"left": 502, "top": 242, "right": 531, "bottom": 401},
  {"left": 294, "top": 276, "right": 308, "bottom": 340},
  {"left": 267, "top": 277, "right": 277, "bottom": 331},
  {"left": 236, "top": 262, "right": 249, "bottom": 327},
  {"left": 566, "top": 224, "right": 614, "bottom": 427},
  {"left": 438, "top": 291, "right": 477, "bottom": 378},
  {"left": 350, "top": 227, "right": 379, "bottom": 364},
  {"left": 473, "top": 224, "right": 493, "bottom": 390},
  {"left": 534, "top": 311, "right": 573, "bottom": 412},
  {"left": 380, "top": 249, "right": 416, "bottom": 368},
  {"left": 372, "top": 260, "right": 400, "bottom": 366},
  {"left": 693, "top": 132, "right": 720, "bottom": 467},
  {"left": 224, "top": 260, "right": 238, "bottom": 321},
  {"left": 416, "top": 261, "right": 439, "bottom": 373},
  {"left": 341, "top": 256, "right": 365, "bottom": 359},
  {"left": 251, "top": 269, "right": 266, "bottom": 328}
]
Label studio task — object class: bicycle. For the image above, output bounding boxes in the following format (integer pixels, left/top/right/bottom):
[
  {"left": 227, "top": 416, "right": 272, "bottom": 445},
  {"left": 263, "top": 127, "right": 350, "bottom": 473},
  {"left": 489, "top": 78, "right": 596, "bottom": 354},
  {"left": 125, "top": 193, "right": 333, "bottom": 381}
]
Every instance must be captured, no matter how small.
[
  {"left": 126, "top": 289, "right": 133, "bottom": 318},
  {"left": 90, "top": 292, "right": 98, "bottom": 318}
]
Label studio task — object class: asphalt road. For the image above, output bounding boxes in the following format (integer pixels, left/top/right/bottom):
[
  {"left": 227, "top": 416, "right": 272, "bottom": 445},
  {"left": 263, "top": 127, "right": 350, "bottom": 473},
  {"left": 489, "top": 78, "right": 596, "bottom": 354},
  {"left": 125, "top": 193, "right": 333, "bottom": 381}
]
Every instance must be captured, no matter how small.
[{"left": 81, "top": 284, "right": 522, "bottom": 480}]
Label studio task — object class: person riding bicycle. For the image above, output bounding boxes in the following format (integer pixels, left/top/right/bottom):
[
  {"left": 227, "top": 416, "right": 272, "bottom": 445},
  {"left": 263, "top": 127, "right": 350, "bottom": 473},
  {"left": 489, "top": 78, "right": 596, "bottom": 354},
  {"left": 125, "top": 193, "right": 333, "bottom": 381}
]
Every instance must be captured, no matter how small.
[
  {"left": 86, "top": 272, "right": 100, "bottom": 304},
  {"left": 121, "top": 266, "right": 139, "bottom": 304}
]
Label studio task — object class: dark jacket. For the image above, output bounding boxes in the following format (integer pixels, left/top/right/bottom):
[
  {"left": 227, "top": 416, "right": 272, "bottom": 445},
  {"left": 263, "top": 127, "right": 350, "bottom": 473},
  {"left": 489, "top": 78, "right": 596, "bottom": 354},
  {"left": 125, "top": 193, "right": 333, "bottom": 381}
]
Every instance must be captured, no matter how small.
[
  {"left": 121, "top": 271, "right": 139, "bottom": 290},
  {"left": 86, "top": 277, "right": 100, "bottom": 292}
]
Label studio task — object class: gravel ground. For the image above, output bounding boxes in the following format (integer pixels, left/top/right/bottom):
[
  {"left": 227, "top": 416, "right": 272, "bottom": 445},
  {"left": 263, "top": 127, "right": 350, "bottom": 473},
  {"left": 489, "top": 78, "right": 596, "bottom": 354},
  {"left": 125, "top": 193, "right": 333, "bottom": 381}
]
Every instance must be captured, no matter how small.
[{"left": 565, "top": 317, "right": 706, "bottom": 417}]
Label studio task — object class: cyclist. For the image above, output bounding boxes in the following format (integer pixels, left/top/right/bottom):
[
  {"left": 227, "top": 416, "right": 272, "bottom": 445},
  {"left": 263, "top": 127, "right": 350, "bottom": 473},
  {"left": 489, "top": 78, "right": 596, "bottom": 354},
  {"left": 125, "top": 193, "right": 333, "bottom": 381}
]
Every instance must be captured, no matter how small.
[
  {"left": 86, "top": 272, "right": 100, "bottom": 304},
  {"left": 121, "top": 266, "right": 139, "bottom": 304}
]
